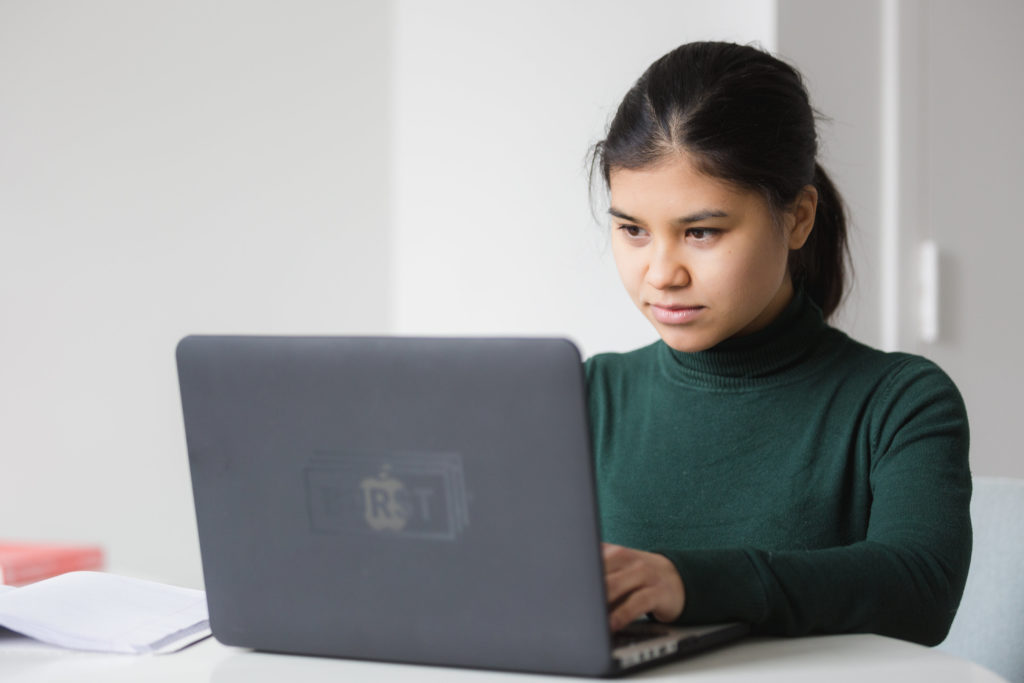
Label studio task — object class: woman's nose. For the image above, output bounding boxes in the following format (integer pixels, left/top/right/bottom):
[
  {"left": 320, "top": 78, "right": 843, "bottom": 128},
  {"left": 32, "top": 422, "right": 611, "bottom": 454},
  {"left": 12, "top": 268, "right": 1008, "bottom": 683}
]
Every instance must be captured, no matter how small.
[{"left": 645, "top": 246, "right": 691, "bottom": 290}]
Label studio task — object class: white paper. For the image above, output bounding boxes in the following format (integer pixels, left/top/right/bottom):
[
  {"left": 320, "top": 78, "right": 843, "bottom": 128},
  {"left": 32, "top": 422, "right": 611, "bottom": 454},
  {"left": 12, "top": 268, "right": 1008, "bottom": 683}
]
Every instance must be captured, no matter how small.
[{"left": 0, "top": 571, "right": 210, "bottom": 654}]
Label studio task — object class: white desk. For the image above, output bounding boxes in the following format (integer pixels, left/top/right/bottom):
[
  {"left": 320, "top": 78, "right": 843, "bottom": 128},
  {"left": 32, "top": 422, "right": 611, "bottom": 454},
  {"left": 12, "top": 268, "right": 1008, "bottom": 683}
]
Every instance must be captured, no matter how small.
[{"left": 0, "top": 631, "right": 1008, "bottom": 683}]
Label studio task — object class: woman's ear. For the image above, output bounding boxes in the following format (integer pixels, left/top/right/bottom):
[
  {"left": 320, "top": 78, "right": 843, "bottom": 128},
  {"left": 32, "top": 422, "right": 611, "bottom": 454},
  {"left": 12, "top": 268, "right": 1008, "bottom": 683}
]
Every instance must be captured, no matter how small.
[{"left": 788, "top": 185, "right": 818, "bottom": 249}]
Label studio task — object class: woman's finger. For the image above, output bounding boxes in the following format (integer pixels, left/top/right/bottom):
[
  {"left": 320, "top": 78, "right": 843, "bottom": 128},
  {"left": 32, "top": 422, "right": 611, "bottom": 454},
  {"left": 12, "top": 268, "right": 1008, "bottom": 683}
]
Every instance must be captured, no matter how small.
[
  {"left": 605, "top": 558, "right": 644, "bottom": 606},
  {"left": 609, "top": 587, "right": 657, "bottom": 632}
]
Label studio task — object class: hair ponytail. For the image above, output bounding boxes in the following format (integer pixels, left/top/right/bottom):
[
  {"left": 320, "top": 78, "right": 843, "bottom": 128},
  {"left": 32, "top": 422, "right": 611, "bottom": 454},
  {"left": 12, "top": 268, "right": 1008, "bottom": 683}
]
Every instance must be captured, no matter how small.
[{"left": 593, "top": 41, "right": 852, "bottom": 320}]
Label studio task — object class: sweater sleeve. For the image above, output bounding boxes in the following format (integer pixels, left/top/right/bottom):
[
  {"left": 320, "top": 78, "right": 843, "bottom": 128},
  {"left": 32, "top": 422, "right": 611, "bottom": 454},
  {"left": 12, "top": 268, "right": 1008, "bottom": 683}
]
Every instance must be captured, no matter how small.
[{"left": 658, "top": 358, "right": 972, "bottom": 646}]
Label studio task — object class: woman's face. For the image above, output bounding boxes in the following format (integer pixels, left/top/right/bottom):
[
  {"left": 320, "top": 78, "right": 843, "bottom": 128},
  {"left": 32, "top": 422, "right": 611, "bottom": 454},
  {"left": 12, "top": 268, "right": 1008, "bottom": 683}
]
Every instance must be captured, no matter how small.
[{"left": 608, "top": 153, "right": 816, "bottom": 353}]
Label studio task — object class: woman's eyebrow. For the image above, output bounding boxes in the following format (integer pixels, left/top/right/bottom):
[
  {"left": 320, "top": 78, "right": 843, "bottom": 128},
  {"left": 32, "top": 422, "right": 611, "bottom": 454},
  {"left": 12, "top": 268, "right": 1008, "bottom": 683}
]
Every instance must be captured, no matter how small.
[
  {"left": 608, "top": 207, "right": 728, "bottom": 224},
  {"left": 676, "top": 209, "right": 728, "bottom": 224},
  {"left": 608, "top": 207, "right": 640, "bottom": 223}
]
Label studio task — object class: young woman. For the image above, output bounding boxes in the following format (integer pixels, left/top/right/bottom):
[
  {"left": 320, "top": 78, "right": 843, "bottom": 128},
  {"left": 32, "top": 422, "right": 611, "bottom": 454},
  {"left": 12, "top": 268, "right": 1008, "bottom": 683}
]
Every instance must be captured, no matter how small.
[{"left": 586, "top": 41, "right": 971, "bottom": 646}]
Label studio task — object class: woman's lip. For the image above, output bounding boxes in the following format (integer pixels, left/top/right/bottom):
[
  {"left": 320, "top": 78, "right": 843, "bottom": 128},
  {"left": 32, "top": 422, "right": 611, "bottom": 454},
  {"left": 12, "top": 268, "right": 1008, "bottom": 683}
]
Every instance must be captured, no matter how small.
[{"left": 650, "top": 304, "right": 705, "bottom": 324}]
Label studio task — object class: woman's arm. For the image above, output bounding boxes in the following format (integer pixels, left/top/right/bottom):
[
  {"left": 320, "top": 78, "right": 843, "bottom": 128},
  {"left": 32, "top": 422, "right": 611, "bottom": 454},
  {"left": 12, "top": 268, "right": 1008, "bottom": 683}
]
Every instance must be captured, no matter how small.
[{"left": 655, "top": 359, "right": 972, "bottom": 646}]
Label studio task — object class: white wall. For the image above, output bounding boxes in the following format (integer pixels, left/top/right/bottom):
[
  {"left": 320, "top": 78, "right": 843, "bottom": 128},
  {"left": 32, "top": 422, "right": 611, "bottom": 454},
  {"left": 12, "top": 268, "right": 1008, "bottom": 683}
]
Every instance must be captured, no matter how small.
[
  {"left": 0, "top": 1, "right": 392, "bottom": 587},
  {"left": 904, "top": 0, "right": 1024, "bottom": 477},
  {"left": 0, "top": 0, "right": 775, "bottom": 590},
  {"left": 391, "top": 0, "right": 777, "bottom": 356}
]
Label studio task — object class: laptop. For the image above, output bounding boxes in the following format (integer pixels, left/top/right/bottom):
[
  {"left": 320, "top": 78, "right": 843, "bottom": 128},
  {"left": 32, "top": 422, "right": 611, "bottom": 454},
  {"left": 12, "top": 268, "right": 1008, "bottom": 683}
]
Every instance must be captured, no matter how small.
[{"left": 176, "top": 335, "right": 747, "bottom": 676}]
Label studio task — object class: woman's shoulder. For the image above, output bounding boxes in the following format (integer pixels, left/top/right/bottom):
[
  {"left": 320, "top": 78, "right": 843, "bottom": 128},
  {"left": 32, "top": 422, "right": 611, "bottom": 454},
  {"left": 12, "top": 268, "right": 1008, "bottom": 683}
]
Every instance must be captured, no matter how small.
[
  {"left": 830, "top": 333, "right": 967, "bottom": 426},
  {"left": 832, "top": 331, "right": 960, "bottom": 392}
]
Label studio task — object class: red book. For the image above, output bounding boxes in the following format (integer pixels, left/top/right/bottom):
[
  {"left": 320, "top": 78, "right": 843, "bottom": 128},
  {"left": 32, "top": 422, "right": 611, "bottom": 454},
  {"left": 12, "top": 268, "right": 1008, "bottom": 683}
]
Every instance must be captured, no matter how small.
[{"left": 0, "top": 543, "right": 104, "bottom": 586}]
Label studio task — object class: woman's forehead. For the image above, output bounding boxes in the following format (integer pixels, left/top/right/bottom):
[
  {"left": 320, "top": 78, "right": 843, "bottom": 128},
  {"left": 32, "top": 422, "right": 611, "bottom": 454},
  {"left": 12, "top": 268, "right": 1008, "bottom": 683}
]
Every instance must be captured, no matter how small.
[{"left": 608, "top": 157, "right": 764, "bottom": 218}]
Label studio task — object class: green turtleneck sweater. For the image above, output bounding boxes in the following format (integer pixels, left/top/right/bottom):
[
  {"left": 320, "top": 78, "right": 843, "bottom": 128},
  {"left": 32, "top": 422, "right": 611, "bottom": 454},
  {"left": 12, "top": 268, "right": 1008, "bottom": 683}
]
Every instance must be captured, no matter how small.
[{"left": 584, "top": 293, "right": 971, "bottom": 646}]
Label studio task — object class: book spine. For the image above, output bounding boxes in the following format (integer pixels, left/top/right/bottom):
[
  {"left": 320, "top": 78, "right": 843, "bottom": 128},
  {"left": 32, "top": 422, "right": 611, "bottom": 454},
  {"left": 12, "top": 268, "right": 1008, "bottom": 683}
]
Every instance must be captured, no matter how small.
[{"left": 0, "top": 549, "right": 104, "bottom": 586}]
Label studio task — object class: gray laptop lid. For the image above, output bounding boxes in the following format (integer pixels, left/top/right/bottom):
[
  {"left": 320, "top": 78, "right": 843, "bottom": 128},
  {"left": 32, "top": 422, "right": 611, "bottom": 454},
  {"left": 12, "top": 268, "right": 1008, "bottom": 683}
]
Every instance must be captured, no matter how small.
[{"left": 177, "top": 336, "right": 614, "bottom": 676}]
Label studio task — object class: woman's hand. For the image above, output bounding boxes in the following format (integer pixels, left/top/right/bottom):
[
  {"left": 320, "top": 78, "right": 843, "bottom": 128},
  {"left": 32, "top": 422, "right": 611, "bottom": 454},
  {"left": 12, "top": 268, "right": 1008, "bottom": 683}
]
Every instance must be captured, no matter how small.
[{"left": 602, "top": 543, "right": 686, "bottom": 632}]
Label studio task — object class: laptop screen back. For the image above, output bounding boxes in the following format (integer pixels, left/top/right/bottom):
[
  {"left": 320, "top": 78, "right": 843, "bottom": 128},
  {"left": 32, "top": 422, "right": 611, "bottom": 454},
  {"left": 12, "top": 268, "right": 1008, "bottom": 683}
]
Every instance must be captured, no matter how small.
[{"left": 177, "top": 336, "right": 613, "bottom": 676}]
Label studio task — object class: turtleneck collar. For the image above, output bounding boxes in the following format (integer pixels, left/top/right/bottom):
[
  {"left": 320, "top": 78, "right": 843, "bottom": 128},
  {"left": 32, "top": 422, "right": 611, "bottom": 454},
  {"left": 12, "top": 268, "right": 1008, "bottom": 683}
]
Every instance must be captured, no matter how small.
[{"left": 658, "top": 289, "right": 834, "bottom": 390}]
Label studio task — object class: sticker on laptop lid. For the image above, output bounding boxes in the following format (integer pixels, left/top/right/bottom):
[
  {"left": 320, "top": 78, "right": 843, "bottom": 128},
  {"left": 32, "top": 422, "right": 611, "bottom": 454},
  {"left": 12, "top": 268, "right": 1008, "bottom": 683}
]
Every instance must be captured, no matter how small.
[{"left": 304, "top": 451, "right": 469, "bottom": 541}]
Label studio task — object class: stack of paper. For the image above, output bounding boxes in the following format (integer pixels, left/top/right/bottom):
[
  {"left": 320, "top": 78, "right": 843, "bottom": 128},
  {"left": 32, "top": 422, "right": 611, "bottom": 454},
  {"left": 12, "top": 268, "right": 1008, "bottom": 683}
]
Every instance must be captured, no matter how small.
[{"left": 0, "top": 571, "right": 210, "bottom": 654}]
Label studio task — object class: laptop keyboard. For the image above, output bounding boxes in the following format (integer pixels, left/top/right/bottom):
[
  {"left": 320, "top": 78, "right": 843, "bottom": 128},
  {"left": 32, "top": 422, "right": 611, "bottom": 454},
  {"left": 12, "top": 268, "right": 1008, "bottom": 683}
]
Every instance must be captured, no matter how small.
[{"left": 611, "top": 621, "right": 675, "bottom": 648}]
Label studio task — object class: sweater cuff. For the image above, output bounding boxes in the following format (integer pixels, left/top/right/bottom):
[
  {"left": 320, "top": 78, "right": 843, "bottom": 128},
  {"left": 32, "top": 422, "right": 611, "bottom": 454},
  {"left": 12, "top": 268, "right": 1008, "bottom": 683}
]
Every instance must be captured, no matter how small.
[{"left": 657, "top": 548, "right": 768, "bottom": 625}]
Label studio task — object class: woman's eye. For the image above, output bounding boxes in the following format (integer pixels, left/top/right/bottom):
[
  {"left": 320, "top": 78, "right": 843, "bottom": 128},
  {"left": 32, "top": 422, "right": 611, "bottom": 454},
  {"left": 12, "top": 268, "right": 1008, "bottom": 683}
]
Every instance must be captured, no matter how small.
[
  {"left": 617, "top": 224, "right": 645, "bottom": 238},
  {"left": 686, "top": 228, "right": 720, "bottom": 241}
]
